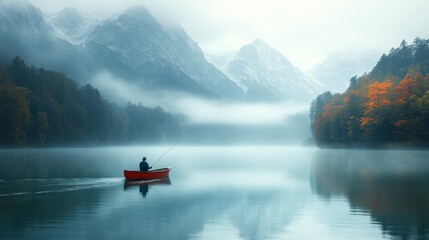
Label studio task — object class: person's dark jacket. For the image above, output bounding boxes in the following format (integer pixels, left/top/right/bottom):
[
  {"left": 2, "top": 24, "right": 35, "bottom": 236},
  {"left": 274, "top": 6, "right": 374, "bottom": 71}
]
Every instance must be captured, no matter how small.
[{"left": 140, "top": 161, "right": 150, "bottom": 171}]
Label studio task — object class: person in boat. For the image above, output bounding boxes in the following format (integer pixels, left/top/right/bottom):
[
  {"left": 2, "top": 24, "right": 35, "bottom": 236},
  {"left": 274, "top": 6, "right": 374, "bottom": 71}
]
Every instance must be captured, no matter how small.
[{"left": 139, "top": 157, "right": 152, "bottom": 171}]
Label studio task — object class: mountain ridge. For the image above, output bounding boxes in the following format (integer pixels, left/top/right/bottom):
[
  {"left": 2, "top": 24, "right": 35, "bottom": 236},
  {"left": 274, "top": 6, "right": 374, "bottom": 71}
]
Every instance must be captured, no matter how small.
[
  {"left": 84, "top": 5, "right": 243, "bottom": 99},
  {"left": 209, "top": 39, "right": 322, "bottom": 102},
  {"left": 1, "top": 1, "right": 348, "bottom": 103}
]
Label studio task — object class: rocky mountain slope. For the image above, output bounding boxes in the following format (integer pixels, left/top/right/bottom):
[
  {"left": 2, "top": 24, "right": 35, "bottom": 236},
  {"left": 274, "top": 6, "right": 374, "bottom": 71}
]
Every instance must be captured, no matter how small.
[{"left": 209, "top": 39, "right": 322, "bottom": 102}]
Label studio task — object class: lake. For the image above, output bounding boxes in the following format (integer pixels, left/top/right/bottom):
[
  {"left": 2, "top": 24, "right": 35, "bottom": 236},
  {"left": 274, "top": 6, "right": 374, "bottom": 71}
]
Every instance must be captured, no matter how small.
[{"left": 0, "top": 146, "right": 428, "bottom": 240}]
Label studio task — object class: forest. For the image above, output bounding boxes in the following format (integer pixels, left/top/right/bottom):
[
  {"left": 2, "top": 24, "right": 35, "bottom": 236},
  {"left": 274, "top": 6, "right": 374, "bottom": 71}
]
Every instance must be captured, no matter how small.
[
  {"left": 0, "top": 57, "right": 181, "bottom": 146},
  {"left": 311, "top": 38, "right": 429, "bottom": 147}
]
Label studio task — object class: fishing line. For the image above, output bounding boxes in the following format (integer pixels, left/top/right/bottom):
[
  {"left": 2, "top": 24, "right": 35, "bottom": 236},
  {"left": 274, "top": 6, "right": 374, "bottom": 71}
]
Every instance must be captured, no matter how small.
[{"left": 150, "top": 145, "right": 176, "bottom": 168}]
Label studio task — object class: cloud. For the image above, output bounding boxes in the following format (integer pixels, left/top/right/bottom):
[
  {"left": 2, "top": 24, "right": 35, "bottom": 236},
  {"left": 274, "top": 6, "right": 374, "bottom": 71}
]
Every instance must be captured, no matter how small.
[
  {"left": 89, "top": 70, "right": 192, "bottom": 108},
  {"left": 173, "top": 98, "right": 308, "bottom": 125},
  {"left": 90, "top": 70, "right": 308, "bottom": 126}
]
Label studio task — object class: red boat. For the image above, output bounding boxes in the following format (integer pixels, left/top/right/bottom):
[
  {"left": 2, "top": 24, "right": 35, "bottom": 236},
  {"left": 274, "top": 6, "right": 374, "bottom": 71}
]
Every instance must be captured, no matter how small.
[{"left": 123, "top": 168, "right": 171, "bottom": 180}]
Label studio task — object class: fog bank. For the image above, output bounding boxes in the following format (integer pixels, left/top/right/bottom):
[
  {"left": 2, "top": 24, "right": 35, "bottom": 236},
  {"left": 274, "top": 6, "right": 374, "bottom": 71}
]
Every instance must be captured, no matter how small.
[
  {"left": 90, "top": 70, "right": 312, "bottom": 144},
  {"left": 91, "top": 70, "right": 310, "bottom": 125}
]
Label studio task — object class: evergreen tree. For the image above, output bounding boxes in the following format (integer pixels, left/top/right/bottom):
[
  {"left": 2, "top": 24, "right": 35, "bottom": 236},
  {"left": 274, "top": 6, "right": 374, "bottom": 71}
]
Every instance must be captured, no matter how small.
[{"left": 0, "top": 57, "right": 182, "bottom": 146}]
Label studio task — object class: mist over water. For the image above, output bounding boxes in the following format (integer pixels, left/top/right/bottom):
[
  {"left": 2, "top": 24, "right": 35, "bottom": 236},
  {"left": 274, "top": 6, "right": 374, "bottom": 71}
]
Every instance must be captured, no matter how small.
[{"left": 1, "top": 146, "right": 428, "bottom": 240}]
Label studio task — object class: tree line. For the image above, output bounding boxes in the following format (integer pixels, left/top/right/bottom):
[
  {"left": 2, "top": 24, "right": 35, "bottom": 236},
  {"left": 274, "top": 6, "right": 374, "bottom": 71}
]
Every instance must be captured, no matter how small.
[
  {"left": 311, "top": 38, "right": 429, "bottom": 147},
  {"left": 0, "top": 57, "right": 181, "bottom": 146}
]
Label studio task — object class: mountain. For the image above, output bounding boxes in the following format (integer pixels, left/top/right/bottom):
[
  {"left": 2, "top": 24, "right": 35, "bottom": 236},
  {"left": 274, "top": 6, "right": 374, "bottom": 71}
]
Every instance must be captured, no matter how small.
[
  {"left": 310, "top": 50, "right": 380, "bottom": 93},
  {"left": 0, "top": 0, "right": 53, "bottom": 61},
  {"left": 0, "top": 1, "right": 94, "bottom": 80},
  {"left": 205, "top": 52, "right": 236, "bottom": 74},
  {"left": 47, "top": 7, "right": 98, "bottom": 45},
  {"left": 0, "top": 2, "right": 244, "bottom": 100},
  {"left": 209, "top": 39, "right": 322, "bottom": 102},
  {"left": 84, "top": 6, "right": 243, "bottom": 99}
]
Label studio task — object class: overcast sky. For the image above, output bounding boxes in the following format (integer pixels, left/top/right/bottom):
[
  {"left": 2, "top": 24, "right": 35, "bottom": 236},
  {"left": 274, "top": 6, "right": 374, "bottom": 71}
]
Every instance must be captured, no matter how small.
[{"left": 29, "top": 0, "right": 429, "bottom": 70}]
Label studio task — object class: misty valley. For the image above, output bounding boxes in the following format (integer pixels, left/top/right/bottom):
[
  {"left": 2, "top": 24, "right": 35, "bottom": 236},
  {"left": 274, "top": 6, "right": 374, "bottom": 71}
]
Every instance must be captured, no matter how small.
[
  {"left": 2, "top": 1, "right": 429, "bottom": 148},
  {"left": 1, "top": 1, "right": 429, "bottom": 240}
]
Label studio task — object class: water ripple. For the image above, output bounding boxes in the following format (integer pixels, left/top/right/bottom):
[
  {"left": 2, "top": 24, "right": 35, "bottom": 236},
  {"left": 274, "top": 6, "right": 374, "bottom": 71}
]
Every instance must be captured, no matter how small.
[{"left": 0, "top": 178, "right": 123, "bottom": 197}]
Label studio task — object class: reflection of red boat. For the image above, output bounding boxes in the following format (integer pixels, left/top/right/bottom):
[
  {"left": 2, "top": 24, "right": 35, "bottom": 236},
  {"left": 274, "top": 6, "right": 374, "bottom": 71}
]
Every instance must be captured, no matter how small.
[
  {"left": 123, "top": 177, "right": 172, "bottom": 190},
  {"left": 123, "top": 168, "right": 171, "bottom": 180}
]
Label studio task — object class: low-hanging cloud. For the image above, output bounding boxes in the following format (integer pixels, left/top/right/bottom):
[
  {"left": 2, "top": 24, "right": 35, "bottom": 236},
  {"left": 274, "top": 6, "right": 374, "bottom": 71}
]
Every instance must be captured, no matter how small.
[
  {"left": 174, "top": 98, "right": 308, "bottom": 125},
  {"left": 90, "top": 70, "right": 309, "bottom": 126}
]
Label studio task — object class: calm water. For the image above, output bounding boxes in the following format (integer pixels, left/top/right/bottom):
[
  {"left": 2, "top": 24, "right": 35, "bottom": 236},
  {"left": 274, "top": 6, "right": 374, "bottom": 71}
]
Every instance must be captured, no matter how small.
[{"left": 0, "top": 146, "right": 428, "bottom": 240}]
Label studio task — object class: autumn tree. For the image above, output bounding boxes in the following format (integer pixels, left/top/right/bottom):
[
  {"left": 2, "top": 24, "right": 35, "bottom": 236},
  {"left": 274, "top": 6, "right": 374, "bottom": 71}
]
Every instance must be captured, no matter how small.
[{"left": 311, "top": 38, "right": 429, "bottom": 147}]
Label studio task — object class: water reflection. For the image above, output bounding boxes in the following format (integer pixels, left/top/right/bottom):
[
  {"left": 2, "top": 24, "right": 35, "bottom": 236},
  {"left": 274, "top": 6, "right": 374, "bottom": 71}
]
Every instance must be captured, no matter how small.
[
  {"left": 2, "top": 146, "right": 429, "bottom": 239},
  {"left": 0, "top": 178, "right": 122, "bottom": 238},
  {"left": 0, "top": 147, "right": 312, "bottom": 240},
  {"left": 311, "top": 149, "right": 429, "bottom": 240},
  {"left": 123, "top": 178, "right": 172, "bottom": 198}
]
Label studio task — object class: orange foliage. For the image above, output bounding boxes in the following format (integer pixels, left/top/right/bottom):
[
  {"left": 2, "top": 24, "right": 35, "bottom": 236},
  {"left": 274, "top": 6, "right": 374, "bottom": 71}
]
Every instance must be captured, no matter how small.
[
  {"left": 360, "top": 117, "right": 374, "bottom": 127},
  {"left": 380, "top": 98, "right": 391, "bottom": 106},
  {"left": 364, "top": 80, "right": 393, "bottom": 115},
  {"left": 395, "top": 75, "right": 417, "bottom": 104},
  {"left": 311, "top": 65, "right": 429, "bottom": 146},
  {"left": 367, "top": 81, "right": 392, "bottom": 100},
  {"left": 394, "top": 120, "right": 408, "bottom": 128}
]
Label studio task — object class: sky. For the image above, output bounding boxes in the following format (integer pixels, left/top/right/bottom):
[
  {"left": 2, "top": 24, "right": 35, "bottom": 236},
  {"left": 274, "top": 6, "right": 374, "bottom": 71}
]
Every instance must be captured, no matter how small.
[{"left": 28, "top": 0, "right": 429, "bottom": 70}]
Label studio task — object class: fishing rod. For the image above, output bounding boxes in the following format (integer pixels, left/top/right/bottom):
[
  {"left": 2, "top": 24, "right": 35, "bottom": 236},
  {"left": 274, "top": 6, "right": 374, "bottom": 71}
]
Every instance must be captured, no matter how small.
[{"left": 150, "top": 145, "right": 176, "bottom": 168}]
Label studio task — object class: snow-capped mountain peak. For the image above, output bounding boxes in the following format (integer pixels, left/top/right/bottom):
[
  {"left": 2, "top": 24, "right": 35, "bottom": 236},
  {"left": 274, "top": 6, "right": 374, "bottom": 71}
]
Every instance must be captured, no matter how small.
[
  {"left": 213, "top": 39, "right": 321, "bottom": 101},
  {"left": 82, "top": 5, "right": 243, "bottom": 98},
  {"left": 247, "top": 39, "right": 291, "bottom": 63},
  {"left": 2, "top": 2, "right": 324, "bottom": 102},
  {"left": 47, "top": 7, "right": 99, "bottom": 45}
]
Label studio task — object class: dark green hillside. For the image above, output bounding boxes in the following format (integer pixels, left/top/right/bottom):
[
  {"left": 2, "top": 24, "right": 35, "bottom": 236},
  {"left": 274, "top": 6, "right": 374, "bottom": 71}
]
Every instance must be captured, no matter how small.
[{"left": 0, "top": 57, "right": 181, "bottom": 146}]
